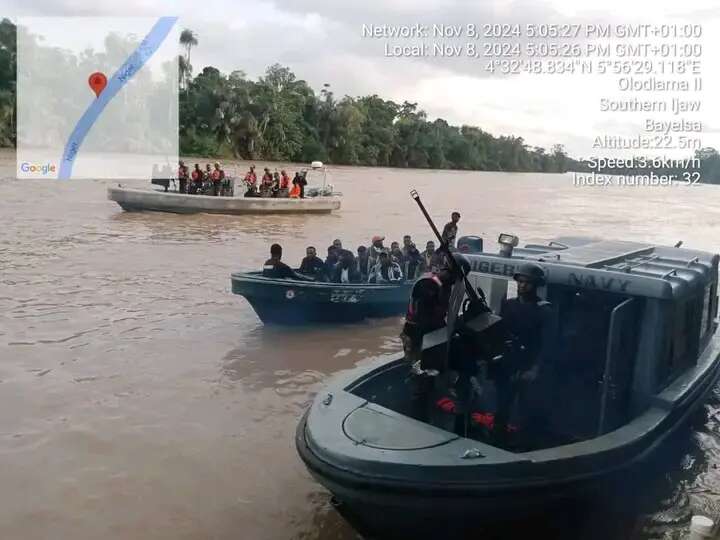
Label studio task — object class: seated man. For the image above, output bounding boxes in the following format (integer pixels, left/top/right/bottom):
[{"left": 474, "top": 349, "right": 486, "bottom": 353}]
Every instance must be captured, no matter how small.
[
  {"left": 332, "top": 252, "right": 362, "bottom": 283},
  {"left": 368, "top": 236, "right": 386, "bottom": 268},
  {"left": 321, "top": 246, "right": 339, "bottom": 281},
  {"left": 262, "top": 244, "right": 305, "bottom": 280},
  {"left": 331, "top": 239, "right": 353, "bottom": 260},
  {"left": 356, "top": 246, "right": 370, "bottom": 280},
  {"left": 368, "top": 252, "right": 403, "bottom": 283},
  {"left": 299, "top": 246, "right": 324, "bottom": 278},
  {"left": 390, "top": 241, "right": 404, "bottom": 267},
  {"left": 404, "top": 243, "right": 423, "bottom": 280},
  {"left": 421, "top": 241, "right": 444, "bottom": 274}
]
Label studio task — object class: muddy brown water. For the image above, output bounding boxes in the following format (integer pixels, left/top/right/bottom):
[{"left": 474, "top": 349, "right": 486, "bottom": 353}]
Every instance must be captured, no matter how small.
[{"left": 2, "top": 149, "right": 720, "bottom": 539}]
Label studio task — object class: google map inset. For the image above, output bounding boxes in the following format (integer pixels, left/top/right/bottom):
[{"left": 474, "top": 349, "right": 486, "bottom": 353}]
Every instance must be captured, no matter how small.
[{"left": 16, "top": 17, "right": 179, "bottom": 179}]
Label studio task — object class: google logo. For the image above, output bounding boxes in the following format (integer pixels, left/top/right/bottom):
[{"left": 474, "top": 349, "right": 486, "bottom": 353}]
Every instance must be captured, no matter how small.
[{"left": 20, "top": 162, "right": 57, "bottom": 175}]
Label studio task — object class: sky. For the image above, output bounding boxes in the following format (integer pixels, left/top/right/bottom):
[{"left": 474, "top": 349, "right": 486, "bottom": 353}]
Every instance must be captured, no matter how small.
[{"left": 3, "top": 0, "right": 719, "bottom": 159}]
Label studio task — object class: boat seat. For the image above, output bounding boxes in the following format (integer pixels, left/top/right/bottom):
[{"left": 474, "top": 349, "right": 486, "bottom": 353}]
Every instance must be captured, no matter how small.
[{"left": 343, "top": 403, "right": 458, "bottom": 450}]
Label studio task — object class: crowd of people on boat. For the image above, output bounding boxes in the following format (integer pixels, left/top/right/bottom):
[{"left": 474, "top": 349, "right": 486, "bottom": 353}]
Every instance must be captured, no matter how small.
[
  {"left": 175, "top": 161, "right": 232, "bottom": 196},
  {"left": 263, "top": 213, "right": 462, "bottom": 284},
  {"left": 241, "top": 166, "right": 308, "bottom": 198},
  {"left": 172, "top": 162, "right": 312, "bottom": 199}
]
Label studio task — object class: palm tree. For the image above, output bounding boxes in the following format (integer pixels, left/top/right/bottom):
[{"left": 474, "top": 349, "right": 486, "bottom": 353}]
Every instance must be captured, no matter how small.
[
  {"left": 178, "top": 55, "right": 189, "bottom": 88},
  {"left": 179, "top": 29, "right": 198, "bottom": 89}
]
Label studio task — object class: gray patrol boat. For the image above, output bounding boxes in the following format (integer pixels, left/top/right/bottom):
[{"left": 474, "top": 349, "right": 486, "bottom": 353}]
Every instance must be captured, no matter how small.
[{"left": 296, "top": 235, "right": 720, "bottom": 536}]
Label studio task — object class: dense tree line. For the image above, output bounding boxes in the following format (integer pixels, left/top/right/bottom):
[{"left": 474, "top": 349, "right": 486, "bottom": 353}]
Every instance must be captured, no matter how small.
[
  {"left": 0, "top": 18, "right": 15, "bottom": 147},
  {"left": 177, "top": 25, "right": 579, "bottom": 172},
  {"left": 1, "top": 18, "right": 718, "bottom": 183},
  {"left": 179, "top": 62, "right": 578, "bottom": 173}
]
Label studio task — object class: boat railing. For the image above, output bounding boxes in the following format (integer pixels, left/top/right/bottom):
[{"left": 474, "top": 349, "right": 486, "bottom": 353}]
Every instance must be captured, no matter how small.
[
  {"left": 604, "top": 254, "right": 661, "bottom": 272},
  {"left": 548, "top": 240, "right": 570, "bottom": 249}
]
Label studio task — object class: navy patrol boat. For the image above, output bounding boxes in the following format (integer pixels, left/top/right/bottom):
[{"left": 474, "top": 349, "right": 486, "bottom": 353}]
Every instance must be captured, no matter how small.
[
  {"left": 230, "top": 272, "right": 414, "bottom": 324},
  {"left": 296, "top": 232, "right": 720, "bottom": 536}
]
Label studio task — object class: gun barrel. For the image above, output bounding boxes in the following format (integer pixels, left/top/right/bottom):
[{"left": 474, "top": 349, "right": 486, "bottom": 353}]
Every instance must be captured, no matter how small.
[
  {"left": 410, "top": 190, "right": 443, "bottom": 244},
  {"left": 410, "top": 189, "right": 482, "bottom": 305}
]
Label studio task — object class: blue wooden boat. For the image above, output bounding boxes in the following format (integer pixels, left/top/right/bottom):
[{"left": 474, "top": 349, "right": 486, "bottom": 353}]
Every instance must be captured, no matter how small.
[
  {"left": 230, "top": 271, "right": 414, "bottom": 324},
  {"left": 296, "top": 236, "right": 720, "bottom": 537}
]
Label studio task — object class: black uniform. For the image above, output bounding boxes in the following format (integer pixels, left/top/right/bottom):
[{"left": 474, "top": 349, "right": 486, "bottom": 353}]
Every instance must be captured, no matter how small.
[
  {"left": 263, "top": 258, "right": 297, "bottom": 279},
  {"left": 299, "top": 256, "right": 324, "bottom": 277},
  {"left": 493, "top": 294, "right": 554, "bottom": 438},
  {"left": 442, "top": 221, "right": 458, "bottom": 247},
  {"left": 321, "top": 254, "right": 339, "bottom": 281},
  {"left": 357, "top": 255, "right": 370, "bottom": 278}
]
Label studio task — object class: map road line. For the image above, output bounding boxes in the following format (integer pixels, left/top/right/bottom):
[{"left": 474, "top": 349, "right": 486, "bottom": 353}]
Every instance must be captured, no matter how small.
[{"left": 58, "top": 16, "right": 178, "bottom": 180}]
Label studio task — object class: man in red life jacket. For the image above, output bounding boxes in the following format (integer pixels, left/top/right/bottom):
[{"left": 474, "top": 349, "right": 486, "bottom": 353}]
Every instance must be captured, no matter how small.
[
  {"left": 177, "top": 160, "right": 189, "bottom": 194},
  {"left": 258, "top": 168, "right": 272, "bottom": 197},
  {"left": 211, "top": 162, "right": 224, "bottom": 196},
  {"left": 244, "top": 166, "right": 257, "bottom": 197},
  {"left": 189, "top": 163, "right": 203, "bottom": 194},
  {"left": 280, "top": 170, "right": 290, "bottom": 192}
]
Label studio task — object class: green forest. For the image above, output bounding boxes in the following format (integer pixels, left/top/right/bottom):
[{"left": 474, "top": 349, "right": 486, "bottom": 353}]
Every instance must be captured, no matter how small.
[
  {"left": 0, "top": 18, "right": 14, "bottom": 147},
  {"left": 2, "top": 18, "right": 719, "bottom": 182}
]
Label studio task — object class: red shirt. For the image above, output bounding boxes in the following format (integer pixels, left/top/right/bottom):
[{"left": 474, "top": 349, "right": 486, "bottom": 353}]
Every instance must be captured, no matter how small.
[{"left": 280, "top": 173, "right": 290, "bottom": 189}]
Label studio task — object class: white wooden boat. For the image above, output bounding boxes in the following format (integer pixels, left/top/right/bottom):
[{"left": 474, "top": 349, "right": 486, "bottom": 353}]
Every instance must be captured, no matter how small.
[{"left": 107, "top": 186, "right": 341, "bottom": 215}]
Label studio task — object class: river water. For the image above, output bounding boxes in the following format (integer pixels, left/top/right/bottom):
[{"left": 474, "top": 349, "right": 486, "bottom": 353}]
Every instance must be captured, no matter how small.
[{"left": 2, "top": 149, "right": 720, "bottom": 539}]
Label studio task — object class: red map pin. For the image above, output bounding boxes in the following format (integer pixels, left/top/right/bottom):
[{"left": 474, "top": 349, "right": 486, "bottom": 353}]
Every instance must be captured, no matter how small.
[{"left": 88, "top": 72, "right": 107, "bottom": 98}]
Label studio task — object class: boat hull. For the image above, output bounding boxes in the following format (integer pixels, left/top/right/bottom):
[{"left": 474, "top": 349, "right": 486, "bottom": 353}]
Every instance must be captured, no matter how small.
[
  {"left": 296, "top": 328, "right": 720, "bottom": 537},
  {"left": 231, "top": 272, "right": 413, "bottom": 324},
  {"left": 108, "top": 186, "right": 341, "bottom": 215},
  {"left": 297, "top": 411, "right": 605, "bottom": 538}
]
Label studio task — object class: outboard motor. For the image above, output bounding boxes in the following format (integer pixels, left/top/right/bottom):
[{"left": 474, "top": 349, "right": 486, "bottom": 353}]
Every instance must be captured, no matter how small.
[{"left": 457, "top": 236, "right": 483, "bottom": 254}]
